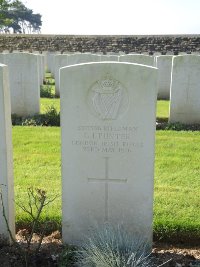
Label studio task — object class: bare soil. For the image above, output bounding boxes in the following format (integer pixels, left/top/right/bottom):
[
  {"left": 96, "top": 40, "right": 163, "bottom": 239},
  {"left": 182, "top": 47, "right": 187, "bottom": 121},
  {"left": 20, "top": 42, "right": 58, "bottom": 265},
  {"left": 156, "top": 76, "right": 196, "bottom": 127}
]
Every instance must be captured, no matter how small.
[{"left": 0, "top": 231, "right": 199, "bottom": 267}]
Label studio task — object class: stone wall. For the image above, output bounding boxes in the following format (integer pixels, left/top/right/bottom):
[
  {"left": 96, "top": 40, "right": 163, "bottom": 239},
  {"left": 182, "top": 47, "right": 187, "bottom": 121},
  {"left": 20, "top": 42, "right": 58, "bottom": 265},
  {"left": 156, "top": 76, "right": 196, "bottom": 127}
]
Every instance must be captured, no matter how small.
[{"left": 0, "top": 34, "right": 200, "bottom": 54}]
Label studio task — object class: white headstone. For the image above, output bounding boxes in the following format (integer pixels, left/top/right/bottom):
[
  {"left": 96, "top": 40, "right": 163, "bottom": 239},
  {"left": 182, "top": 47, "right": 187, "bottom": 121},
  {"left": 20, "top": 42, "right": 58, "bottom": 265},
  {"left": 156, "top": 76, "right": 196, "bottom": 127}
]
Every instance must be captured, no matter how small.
[
  {"left": 192, "top": 51, "right": 200, "bottom": 55},
  {"left": 46, "top": 52, "right": 61, "bottom": 76},
  {"left": 67, "top": 53, "right": 101, "bottom": 65},
  {"left": 153, "top": 52, "right": 161, "bottom": 56},
  {"left": 169, "top": 55, "right": 200, "bottom": 124},
  {"left": 34, "top": 54, "right": 45, "bottom": 86},
  {"left": 101, "top": 55, "right": 119, "bottom": 61},
  {"left": 119, "top": 54, "right": 156, "bottom": 66},
  {"left": 3, "top": 53, "right": 40, "bottom": 116},
  {"left": 0, "top": 64, "right": 15, "bottom": 244},
  {"left": 55, "top": 53, "right": 101, "bottom": 96},
  {"left": 54, "top": 54, "right": 69, "bottom": 96},
  {"left": 178, "top": 52, "right": 187, "bottom": 55},
  {"left": 107, "top": 52, "right": 118, "bottom": 55},
  {"left": 0, "top": 53, "right": 5, "bottom": 63},
  {"left": 60, "top": 62, "right": 158, "bottom": 246},
  {"left": 156, "top": 55, "right": 173, "bottom": 100}
]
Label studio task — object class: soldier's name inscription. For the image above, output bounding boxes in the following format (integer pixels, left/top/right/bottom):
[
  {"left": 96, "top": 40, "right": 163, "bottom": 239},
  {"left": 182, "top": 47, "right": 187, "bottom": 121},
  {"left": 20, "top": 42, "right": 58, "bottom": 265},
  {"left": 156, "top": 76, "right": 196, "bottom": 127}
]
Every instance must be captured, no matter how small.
[{"left": 72, "top": 125, "right": 143, "bottom": 153}]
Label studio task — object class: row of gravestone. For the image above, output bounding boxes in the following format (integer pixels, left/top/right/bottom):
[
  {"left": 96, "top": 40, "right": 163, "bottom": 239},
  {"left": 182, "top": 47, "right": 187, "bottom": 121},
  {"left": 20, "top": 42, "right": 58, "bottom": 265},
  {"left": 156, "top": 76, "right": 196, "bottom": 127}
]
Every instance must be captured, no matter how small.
[
  {"left": 1, "top": 51, "right": 200, "bottom": 124},
  {"left": 1, "top": 54, "right": 200, "bottom": 247}
]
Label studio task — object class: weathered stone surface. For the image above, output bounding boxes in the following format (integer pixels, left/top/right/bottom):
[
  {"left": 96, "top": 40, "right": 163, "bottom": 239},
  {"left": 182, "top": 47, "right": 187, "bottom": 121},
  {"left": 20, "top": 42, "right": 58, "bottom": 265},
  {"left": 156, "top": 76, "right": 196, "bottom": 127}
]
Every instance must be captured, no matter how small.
[
  {"left": 60, "top": 62, "right": 158, "bottom": 246},
  {"left": 169, "top": 55, "right": 200, "bottom": 124},
  {"left": 1, "top": 34, "right": 200, "bottom": 54},
  {"left": 2, "top": 53, "right": 40, "bottom": 116},
  {"left": 100, "top": 55, "right": 119, "bottom": 61},
  {"left": 156, "top": 55, "right": 173, "bottom": 100},
  {"left": 55, "top": 53, "right": 102, "bottom": 96},
  {"left": 0, "top": 64, "right": 15, "bottom": 244},
  {"left": 119, "top": 54, "right": 156, "bottom": 66}
]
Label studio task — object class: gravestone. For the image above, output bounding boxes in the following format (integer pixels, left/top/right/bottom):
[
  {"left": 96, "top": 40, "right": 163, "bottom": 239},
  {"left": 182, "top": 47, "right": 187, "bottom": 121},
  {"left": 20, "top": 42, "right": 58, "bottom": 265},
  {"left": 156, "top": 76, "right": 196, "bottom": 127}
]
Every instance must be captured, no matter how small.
[
  {"left": 156, "top": 55, "right": 173, "bottom": 99},
  {"left": 101, "top": 55, "right": 119, "bottom": 61},
  {"left": 55, "top": 53, "right": 101, "bottom": 96},
  {"left": 119, "top": 54, "right": 155, "bottom": 66},
  {"left": 37, "top": 54, "right": 45, "bottom": 86},
  {"left": 3, "top": 53, "right": 40, "bottom": 116},
  {"left": 60, "top": 62, "right": 158, "bottom": 246},
  {"left": 0, "top": 64, "right": 15, "bottom": 244},
  {"left": 46, "top": 51, "right": 61, "bottom": 76},
  {"left": 169, "top": 55, "right": 200, "bottom": 124},
  {"left": 67, "top": 53, "right": 101, "bottom": 65},
  {"left": 0, "top": 53, "right": 5, "bottom": 63},
  {"left": 54, "top": 54, "right": 69, "bottom": 96}
]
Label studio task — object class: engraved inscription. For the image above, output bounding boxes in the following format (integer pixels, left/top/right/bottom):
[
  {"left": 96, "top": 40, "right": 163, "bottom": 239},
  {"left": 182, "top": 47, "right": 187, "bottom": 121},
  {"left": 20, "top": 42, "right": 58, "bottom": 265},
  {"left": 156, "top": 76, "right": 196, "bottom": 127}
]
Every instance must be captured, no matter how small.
[
  {"left": 87, "top": 157, "right": 127, "bottom": 221},
  {"left": 87, "top": 73, "right": 129, "bottom": 120},
  {"left": 72, "top": 125, "right": 143, "bottom": 154}
]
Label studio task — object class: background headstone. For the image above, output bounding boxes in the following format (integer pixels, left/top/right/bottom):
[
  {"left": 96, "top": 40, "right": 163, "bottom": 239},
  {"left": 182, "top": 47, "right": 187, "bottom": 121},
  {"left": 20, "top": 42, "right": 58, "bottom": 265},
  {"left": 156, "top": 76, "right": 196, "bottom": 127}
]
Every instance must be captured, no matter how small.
[
  {"left": 100, "top": 55, "right": 119, "bottom": 61},
  {"left": 3, "top": 53, "right": 40, "bottom": 116},
  {"left": 55, "top": 53, "right": 102, "bottom": 96},
  {"left": 54, "top": 54, "right": 69, "bottom": 96},
  {"left": 119, "top": 54, "right": 156, "bottom": 66},
  {"left": 0, "top": 64, "right": 15, "bottom": 244},
  {"left": 156, "top": 55, "right": 173, "bottom": 100},
  {"left": 46, "top": 51, "right": 61, "bottom": 76},
  {"left": 60, "top": 62, "right": 158, "bottom": 246},
  {"left": 169, "top": 55, "right": 200, "bottom": 124}
]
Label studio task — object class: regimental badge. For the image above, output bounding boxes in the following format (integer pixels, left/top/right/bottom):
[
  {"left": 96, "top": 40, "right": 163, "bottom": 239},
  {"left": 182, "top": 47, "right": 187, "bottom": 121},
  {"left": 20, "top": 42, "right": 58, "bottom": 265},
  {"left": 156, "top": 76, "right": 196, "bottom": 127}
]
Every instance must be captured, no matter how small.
[{"left": 87, "top": 73, "right": 129, "bottom": 120}]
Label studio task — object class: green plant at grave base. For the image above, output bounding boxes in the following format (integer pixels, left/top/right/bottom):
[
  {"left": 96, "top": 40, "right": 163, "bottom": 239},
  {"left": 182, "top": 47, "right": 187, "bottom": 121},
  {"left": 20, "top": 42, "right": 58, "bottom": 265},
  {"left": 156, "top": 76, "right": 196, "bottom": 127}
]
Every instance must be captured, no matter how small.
[
  {"left": 0, "top": 185, "right": 58, "bottom": 267},
  {"left": 40, "top": 84, "right": 55, "bottom": 98},
  {"left": 40, "top": 72, "right": 56, "bottom": 98},
  {"left": 74, "top": 223, "right": 168, "bottom": 267},
  {"left": 12, "top": 104, "right": 60, "bottom": 126},
  {"left": 57, "top": 245, "right": 77, "bottom": 267},
  {"left": 40, "top": 97, "right": 60, "bottom": 114}
]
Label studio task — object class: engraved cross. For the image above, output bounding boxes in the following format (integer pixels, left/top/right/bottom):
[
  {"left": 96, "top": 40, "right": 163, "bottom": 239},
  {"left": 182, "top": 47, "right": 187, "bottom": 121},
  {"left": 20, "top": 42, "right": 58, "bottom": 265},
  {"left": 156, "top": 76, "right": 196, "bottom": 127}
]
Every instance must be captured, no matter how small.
[{"left": 87, "top": 157, "right": 127, "bottom": 221}]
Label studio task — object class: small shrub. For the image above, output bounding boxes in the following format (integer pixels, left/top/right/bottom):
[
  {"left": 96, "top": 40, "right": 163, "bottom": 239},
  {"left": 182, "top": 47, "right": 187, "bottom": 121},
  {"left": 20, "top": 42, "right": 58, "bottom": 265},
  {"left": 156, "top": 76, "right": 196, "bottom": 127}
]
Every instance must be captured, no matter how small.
[
  {"left": 11, "top": 105, "right": 60, "bottom": 126},
  {"left": 0, "top": 186, "right": 58, "bottom": 267},
  {"left": 43, "top": 105, "right": 60, "bottom": 126},
  {"left": 22, "top": 118, "right": 38, "bottom": 126},
  {"left": 156, "top": 120, "right": 200, "bottom": 131},
  {"left": 76, "top": 224, "right": 157, "bottom": 267},
  {"left": 58, "top": 245, "right": 77, "bottom": 267},
  {"left": 12, "top": 113, "right": 23, "bottom": 125},
  {"left": 40, "top": 84, "right": 55, "bottom": 98}
]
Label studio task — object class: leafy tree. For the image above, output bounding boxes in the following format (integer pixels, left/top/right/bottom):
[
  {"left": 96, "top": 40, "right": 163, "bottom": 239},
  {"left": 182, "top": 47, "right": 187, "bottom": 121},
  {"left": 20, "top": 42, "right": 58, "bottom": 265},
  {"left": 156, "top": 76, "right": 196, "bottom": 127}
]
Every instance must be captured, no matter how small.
[
  {"left": 0, "top": 0, "right": 42, "bottom": 33},
  {"left": 0, "top": 0, "right": 14, "bottom": 31}
]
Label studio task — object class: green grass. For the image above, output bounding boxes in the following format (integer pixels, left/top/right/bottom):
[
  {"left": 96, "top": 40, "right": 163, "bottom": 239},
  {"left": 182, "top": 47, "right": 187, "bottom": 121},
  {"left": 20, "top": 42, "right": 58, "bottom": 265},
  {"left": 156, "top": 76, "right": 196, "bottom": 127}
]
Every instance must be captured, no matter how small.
[
  {"left": 40, "top": 98, "right": 60, "bottom": 114},
  {"left": 156, "top": 100, "right": 169, "bottom": 119},
  {"left": 154, "top": 131, "right": 200, "bottom": 241},
  {"left": 12, "top": 127, "right": 200, "bottom": 241},
  {"left": 13, "top": 126, "right": 61, "bottom": 227}
]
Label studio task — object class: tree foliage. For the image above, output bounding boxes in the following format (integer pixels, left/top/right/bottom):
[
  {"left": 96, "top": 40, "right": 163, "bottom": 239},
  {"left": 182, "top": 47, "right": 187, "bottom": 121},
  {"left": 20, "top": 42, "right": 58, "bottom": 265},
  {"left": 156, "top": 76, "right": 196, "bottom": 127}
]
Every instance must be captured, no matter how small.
[{"left": 0, "top": 0, "right": 42, "bottom": 33}]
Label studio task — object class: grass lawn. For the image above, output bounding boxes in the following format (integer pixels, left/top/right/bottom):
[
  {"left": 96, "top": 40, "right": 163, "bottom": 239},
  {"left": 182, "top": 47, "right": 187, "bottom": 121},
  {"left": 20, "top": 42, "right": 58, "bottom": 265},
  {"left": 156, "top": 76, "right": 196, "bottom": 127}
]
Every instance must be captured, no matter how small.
[
  {"left": 154, "top": 131, "right": 200, "bottom": 241},
  {"left": 40, "top": 98, "right": 170, "bottom": 120},
  {"left": 156, "top": 100, "right": 169, "bottom": 119},
  {"left": 13, "top": 126, "right": 61, "bottom": 227},
  {"left": 40, "top": 98, "right": 60, "bottom": 114},
  {"left": 12, "top": 127, "right": 200, "bottom": 241}
]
